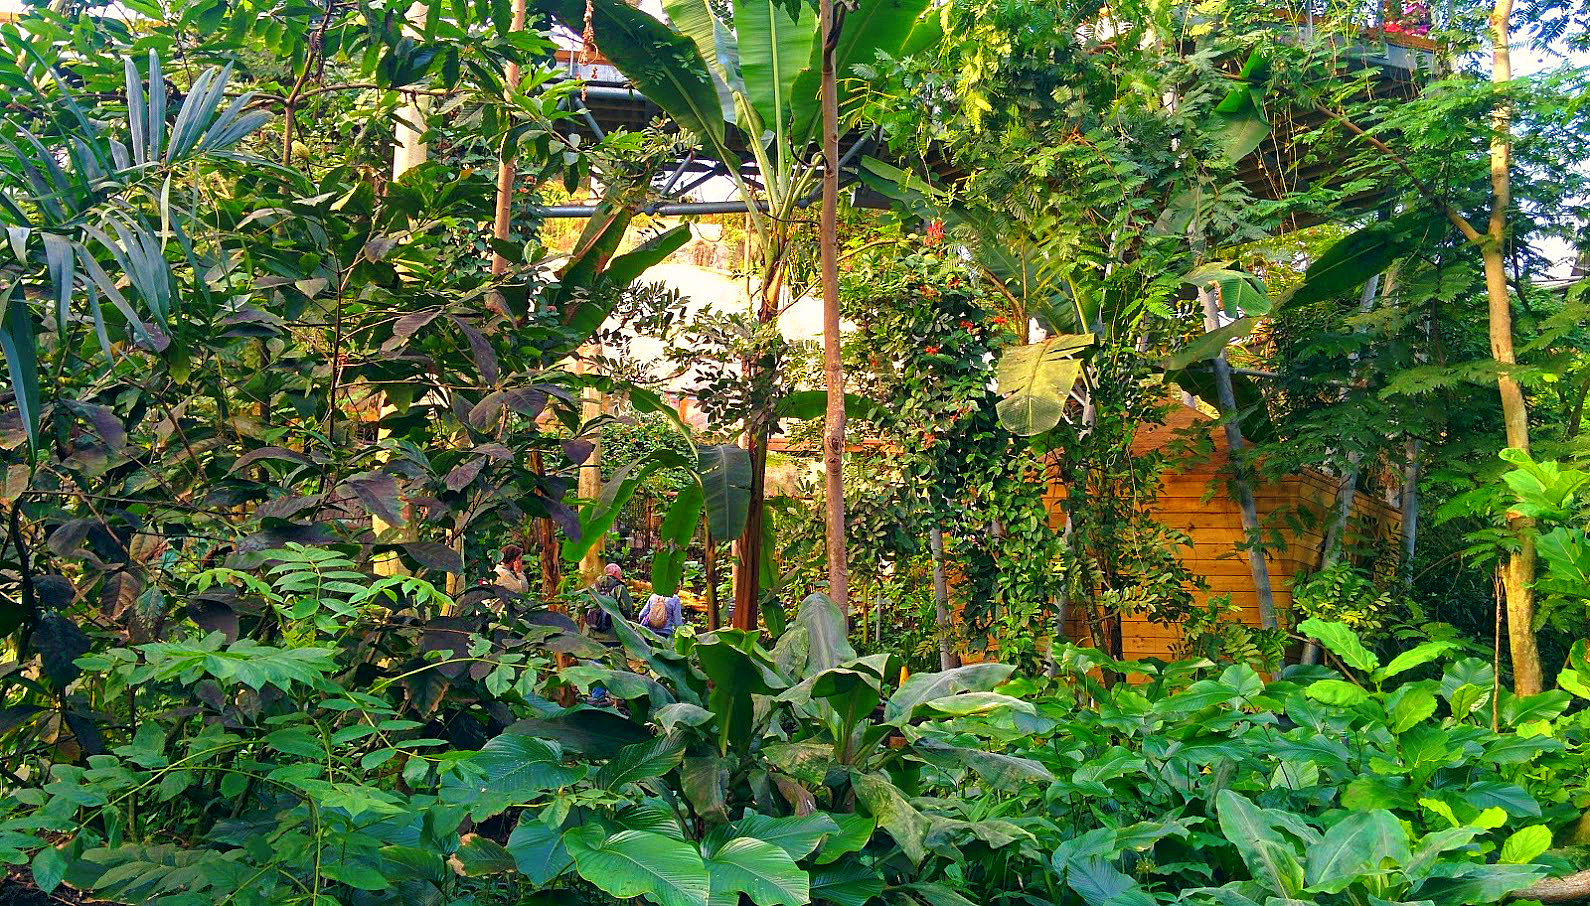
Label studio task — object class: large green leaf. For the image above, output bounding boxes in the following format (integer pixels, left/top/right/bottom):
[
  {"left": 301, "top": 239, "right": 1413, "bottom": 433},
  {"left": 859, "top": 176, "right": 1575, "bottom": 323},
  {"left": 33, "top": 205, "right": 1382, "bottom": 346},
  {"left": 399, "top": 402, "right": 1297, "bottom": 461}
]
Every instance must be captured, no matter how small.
[
  {"left": 507, "top": 814, "right": 574, "bottom": 885},
  {"left": 594, "top": 734, "right": 686, "bottom": 789},
  {"left": 1297, "top": 619, "right": 1380, "bottom": 673},
  {"left": 506, "top": 707, "right": 654, "bottom": 759},
  {"left": 774, "top": 390, "right": 885, "bottom": 422},
  {"left": 660, "top": 0, "right": 741, "bottom": 120},
  {"left": 809, "top": 860, "right": 884, "bottom": 906},
  {"left": 472, "top": 732, "right": 583, "bottom": 797},
  {"left": 1304, "top": 810, "right": 1409, "bottom": 893},
  {"left": 1214, "top": 790, "right": 1308, "bottom": 897},
  {"left": 694, "top": 630, "right": 787, "bottom": 754},
  {"left": 1210, "top": 84, "right": 1269, "bottom": 164},
  {"left": 994, "top": 334, "right": 1093, "bottom": 435},
  {"left": 1285, "top": 211, "right": 1443, "bottom": 308},
  {"left": 731, "top": 813, "right": 841, "bottom": 861},
  {"left": 1163, "top": 316, "right": 1258, "bottom": 371},
  {"left": 541, "top": 0, "right": 733, "bottom": 165},
  {"left": 0, "top": 284, "right": 40, "bottom": 458},
  {"left": 788, "top": 0, "right": 931, "bottom": 147},
  {"left": 793, "top": 592, "right": 856, "bottom": 674},
  {"left": 652, "top": 482, "right": 705, "bottom": 595},
  {"left": 564, "top": 827, "right": 711, "bottom": 906},
  {"left": 885, "top": 662, "right": 1014, "bottom": 722},
  {"left": 564, "top": 224, "right": 692, "bottom": 340},
  {"left": 733, "top": 0, "right": 815, "bottom": 140},
  {"left": 912, "top": 739, "right": 1054, "bottom": 791},
  {"left": 704, "top": 836, "right": 809, "bottom": 906},
  {"left": 698, "top": 444, "right": 752, "bottom": 542},
  {"left": 567, "top": 448, "right": 693, "bottom": 562},
  {"left": 852, "top": 772, "right": 931, "bottom": 865}
]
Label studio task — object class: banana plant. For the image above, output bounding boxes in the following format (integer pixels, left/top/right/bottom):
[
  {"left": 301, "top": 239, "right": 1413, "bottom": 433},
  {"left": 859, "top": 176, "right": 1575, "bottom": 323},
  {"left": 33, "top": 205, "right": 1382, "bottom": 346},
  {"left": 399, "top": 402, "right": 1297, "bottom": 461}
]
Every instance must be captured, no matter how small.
[
  {"left": 0, "top": 53, "right": 271, "bottom": 458},
  {"left": 536, "top": 0, "right": 932, "bottom": 625}
]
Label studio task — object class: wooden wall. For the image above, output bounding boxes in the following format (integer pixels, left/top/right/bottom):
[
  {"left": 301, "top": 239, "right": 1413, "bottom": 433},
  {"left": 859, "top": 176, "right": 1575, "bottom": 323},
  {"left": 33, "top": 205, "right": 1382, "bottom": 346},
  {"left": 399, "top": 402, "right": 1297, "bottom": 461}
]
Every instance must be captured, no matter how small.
[{"left": 1047, "top": 402, "right": 1401, "bottom": 661}]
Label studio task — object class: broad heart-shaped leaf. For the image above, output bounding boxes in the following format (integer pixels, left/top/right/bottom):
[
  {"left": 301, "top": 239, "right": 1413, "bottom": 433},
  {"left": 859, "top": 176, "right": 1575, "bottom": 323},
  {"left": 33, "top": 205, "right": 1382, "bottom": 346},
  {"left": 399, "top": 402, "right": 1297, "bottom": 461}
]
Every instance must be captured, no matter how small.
[
  {"left": 564, "top": 827, "right": 710, "bottom": 906},
  {"left": 885, "top": 662, "right": 1014, "bottom": 722},
  {"left": 507, "top": 813, "right": 574, "bottom": 885},
  {"left": 1215, "top": 790, "right": 1308, "bottom": 897},
  {"left": 542, "top": 0, "right": 733, "bottom": 168},
  {"left": 698, "top": 444, "right": 752, "bottom": 542},
  {"left": 1297, "top": 618, "right": 1379, "bottom": 673},
  {"left": 694, "top": 630, "right": 787, "bottom": 754},
  {"left": 1304, "top": 810, "right": 1409, "bottom": 893},
  {"left": 704, "top": 836, "right": 809, "bottom": 906},
  {"left": 731, "top": 813, "right": 841, "bottom": 861},
  {"left": 995, "top": 334, "right": 1093, "bottom": 435},
  {"left": 454, "top": 835, "right": 517, "bottom": 875},
  {"left": 733, "top": 0, "right": 815, "bottom": 141},
  {"left": 809, "top": 665, "right": 884, "bottom": 736},
  {"left": 653, "top": 482, "right": 704, "bottom": 595},
  {"left": 472, "top": 733, "right": 583, "bottom": 797},
  {"left": 594, "top": 734, "right": 685, "bottom": 789},
  {"left": 809, "top": 860, "right": 884, "bottom": 906}
]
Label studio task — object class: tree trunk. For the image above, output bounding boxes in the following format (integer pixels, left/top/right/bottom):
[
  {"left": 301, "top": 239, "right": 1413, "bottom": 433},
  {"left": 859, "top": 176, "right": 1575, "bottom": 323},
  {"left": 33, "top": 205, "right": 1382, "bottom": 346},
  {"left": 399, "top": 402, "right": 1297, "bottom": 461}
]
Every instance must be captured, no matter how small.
[
  {"left": 929, "top": 525, "right": 959, "bottom": 670},
  {"left": 490, "top": 0, "right": 527, "bottom": 280},
  {"left": 818, "top": 0, "right": 849, "bottom": 614},
  {"left": 704, "top": 529, "right": 721, "bottom": 630},
  {"left": 1400, "top": 436, "right": 1422, "bottom": 584},
  {"left": 1483, "top": 0, "right": 1542, "bottom": 695},
  {"left": 732, "top": 265, "right": 783, "bottom": 631},
  {"left": 1199, "top": 286, "right": 1279, "bottom": 630},
  {"left": 1047, "top": 514, "right": 1073, "bottom": 677},
  {"left": 1319, "top": 272, "right": 1385, "bottom": 571},
  {"left": 732, "top": 421, "right": 768, "bottom": 630},
  {"left": 530, "top": 450, "right": 562, "bottom": 596},
  {"left": 577, "top": 373, "right": 604, "bottom": 583}
]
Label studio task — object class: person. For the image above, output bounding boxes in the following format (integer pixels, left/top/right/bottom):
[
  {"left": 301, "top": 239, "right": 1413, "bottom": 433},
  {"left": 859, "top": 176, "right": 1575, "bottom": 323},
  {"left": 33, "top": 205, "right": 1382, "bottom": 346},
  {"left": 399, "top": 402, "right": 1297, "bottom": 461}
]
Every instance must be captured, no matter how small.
[
  {"left": 639, "top": 592, "right": 685, "bottom": 640},
  {"left": 584, "top": 564, "right": 634, "bottom": 706},
  {"left": 493, "top": 545, "right": 528, "bottom": 595}
]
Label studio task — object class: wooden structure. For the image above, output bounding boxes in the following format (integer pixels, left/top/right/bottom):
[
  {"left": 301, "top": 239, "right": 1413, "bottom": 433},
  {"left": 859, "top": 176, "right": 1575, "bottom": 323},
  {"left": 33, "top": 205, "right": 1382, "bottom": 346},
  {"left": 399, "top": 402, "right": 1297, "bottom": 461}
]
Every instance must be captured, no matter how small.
[{"left": 1049, "top": 401, "right": 1401, "bottom": 661}]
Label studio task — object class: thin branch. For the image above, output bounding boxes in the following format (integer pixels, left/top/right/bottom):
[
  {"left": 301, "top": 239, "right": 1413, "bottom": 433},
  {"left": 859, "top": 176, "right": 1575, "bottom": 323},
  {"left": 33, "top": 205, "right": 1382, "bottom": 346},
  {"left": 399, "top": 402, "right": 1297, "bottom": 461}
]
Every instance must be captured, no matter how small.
[{"left": 1316, "top": 104, "right": 1483, "bottom": 243}]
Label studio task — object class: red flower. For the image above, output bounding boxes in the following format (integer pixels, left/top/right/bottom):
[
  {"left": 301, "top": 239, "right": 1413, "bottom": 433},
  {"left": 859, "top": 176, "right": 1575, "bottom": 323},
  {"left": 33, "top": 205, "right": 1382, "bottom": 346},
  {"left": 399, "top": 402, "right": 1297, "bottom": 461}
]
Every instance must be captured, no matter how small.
[
  {"left": 923, "top": 344, "right": 941, "bottom": 355},
  {"left": 924, "top": 220, "right": 945, "bottom": 246},
  {"left": 959, "top": 319, "right": 976, "bottom": 330}
]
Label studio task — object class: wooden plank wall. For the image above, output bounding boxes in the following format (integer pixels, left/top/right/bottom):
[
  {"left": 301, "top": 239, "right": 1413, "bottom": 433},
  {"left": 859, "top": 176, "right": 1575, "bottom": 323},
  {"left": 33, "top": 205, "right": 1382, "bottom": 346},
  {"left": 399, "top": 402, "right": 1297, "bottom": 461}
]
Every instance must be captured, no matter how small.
[{"left": 1048, "top": 402, "right": 1401, "bottom": 662}]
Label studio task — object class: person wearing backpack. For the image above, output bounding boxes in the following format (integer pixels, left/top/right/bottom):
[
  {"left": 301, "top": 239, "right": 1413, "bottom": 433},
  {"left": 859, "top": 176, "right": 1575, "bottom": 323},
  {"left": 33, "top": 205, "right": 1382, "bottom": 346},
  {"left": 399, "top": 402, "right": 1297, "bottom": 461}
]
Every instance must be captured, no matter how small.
[
  {"left": 640, "top": 592, "right": 684, "bottom": 640},
  {"left": 584, "top": 562, "right": 633, "bottom": 646}
]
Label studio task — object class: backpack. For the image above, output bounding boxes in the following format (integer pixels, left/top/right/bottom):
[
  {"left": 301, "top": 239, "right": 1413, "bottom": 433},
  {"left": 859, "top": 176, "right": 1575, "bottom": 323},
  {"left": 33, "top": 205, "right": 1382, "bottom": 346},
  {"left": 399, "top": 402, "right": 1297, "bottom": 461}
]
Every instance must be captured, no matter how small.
[
  {"left": 585, "top": 576, "right": 620, "bottom": 632},
  {"left": 584, "top": 601, "right": 613, "bottom": 633},
  {"left": 642, "top": 595, "right": 669, "bottom": 630}
]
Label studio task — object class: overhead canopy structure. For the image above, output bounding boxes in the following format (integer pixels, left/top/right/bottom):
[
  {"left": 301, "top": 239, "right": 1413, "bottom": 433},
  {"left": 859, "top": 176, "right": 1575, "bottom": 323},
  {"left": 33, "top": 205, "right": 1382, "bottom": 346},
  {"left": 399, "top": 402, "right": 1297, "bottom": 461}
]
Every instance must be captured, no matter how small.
[{"left": 540, "top": 23, "right": 1438, "bottom": 222}]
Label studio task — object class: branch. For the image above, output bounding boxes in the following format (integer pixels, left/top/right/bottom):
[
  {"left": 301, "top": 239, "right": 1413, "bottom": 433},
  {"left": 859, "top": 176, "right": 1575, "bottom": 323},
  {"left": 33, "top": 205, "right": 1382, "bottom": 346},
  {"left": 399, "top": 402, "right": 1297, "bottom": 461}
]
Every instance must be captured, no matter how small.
[
  {"left": 1514, "top": 870, "right": 1590, "bottom": 903},
  {"left": 1315, "top": 104, "right": 1483, "bottom": 244}
]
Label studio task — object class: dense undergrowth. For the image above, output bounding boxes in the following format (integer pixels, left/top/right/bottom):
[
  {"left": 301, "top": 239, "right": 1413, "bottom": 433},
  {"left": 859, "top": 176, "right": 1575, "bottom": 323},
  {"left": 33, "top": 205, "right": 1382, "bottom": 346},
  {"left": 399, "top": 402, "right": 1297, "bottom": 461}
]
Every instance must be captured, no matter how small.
[{"left": 3, "top": 563, "right": 1586, "bottom": 906}]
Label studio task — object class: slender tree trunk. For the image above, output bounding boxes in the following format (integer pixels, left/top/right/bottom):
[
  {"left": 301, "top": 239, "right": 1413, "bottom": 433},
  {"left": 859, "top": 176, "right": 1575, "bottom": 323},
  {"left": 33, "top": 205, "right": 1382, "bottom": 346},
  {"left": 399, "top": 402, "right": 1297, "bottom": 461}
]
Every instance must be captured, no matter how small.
[
  {"left": 1199, "top": 286, "right": 1278, "bottom": 630},
  {"left": 704, "top": 529, "right": 721, "bottom": 630},
  {"left": 530, "top": 450, "right": 562, "bottom": 596},
  {"left": 1483, "top": 0, "right": 1542, "bottom": 695},
  {"left": 490, "top": 0, "right": 528, "bottom": 280},
  {"left": 733, "top": 266, "right": 783, "bottom": 631},
  {"left": 1319, "top": 272, "right": 1385, "bottom": 570},
  {"left": 1048, "top": 514, "right": 1073, "bottom": 677},
  {"left": 818, "top": 0, "right": 849, "bottom": 613},
  {"left": 1400, "top": 436, "right": 1422, "bottom": 585},
  {"left": 577, "top": 370, "right": 604, "bottom": 583},
  {"left": 929, "top": 525, "right": 959, "bottom": 670},
  {"left": 732, "top": 421, "right": 768, "bottom": 630}
]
